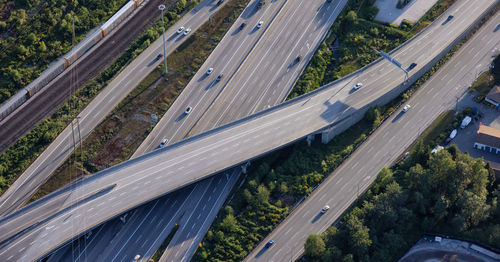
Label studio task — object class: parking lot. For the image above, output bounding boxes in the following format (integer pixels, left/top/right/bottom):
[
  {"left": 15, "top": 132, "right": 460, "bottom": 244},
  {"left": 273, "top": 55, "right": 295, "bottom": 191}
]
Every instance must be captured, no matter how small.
[{"left": 451, "top": 92, "right": 499, "bottom": 170}]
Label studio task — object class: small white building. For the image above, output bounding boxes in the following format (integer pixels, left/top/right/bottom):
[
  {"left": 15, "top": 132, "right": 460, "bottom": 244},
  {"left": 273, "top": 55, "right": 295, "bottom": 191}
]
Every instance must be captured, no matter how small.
[{"left": 474, "top": 124, "right": 500, "bottom": 154}]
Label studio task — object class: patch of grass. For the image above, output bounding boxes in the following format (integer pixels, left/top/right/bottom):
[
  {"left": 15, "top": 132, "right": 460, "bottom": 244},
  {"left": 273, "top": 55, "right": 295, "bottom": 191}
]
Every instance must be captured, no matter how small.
[
  {"left": 470, "top": 70, "right": 495, "bottom": 103},
  {"left": 419, "top": 110, "right": 456, "bottom": 147}
]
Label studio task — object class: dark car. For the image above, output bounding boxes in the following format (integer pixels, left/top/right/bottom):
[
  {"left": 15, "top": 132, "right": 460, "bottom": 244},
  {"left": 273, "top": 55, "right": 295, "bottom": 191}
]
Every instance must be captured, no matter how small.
[
  {"left": 239, "top": 22, "right": 246, "bottom": 30},
  {"left": 446, "top": 14, "right": 454, "bottom": 21},
  {"left": 216, "top": 0, "right": 224, "bottom": 6},
  {"left": 265, "top": 240, "right": 274, "bottom": 248},
  {"left": 215, "top": 74, "right": 223, "bottom": 82},
  {"left": 408, "top": 62, "right": 417, "bottom": 70},
  {"left": 295, "top": 56, "right": 301, "bottom": 63},
  {"left": 257, "top": 0, "right": 265, "bottom": 9}
]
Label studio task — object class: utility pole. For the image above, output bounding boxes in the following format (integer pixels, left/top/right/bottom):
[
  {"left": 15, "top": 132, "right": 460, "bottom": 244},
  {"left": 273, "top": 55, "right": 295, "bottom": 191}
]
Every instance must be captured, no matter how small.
[{"left": 159, "top": 4, "right": 167, "bottom": 75}]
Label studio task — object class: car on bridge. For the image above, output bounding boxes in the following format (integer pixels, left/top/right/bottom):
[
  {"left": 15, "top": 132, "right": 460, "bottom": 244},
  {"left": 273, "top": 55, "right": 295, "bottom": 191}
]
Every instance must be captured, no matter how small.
[
  {"left": 185, "top": 106, "right": 192, "bottom": 114},
  {"left": 206, "top": 68, "right": 214, "bottom": 75},
  {"left": 183, "top": 28, "right": 191, "bottom": 35},
  {"left": 402, "top": 104, "right": 411, "bottom": 112},
  {"left": 176, "top": 26, "right": 184, "bottom": 34},
  {"left": 321, "top": 205, "right": 330, "bottom": 213},
  {"left": 354, "top": 83, "right": 362, "bottom": 90}
]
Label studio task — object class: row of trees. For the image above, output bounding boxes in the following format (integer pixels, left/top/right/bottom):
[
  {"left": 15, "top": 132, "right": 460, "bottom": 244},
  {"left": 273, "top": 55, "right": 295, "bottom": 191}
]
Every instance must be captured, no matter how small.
[
  {"left": 303, "top": 144, "right": 500, "bottom": 261},
  {"left": 0, "top": 0, "right": 130, "bottom": 104}
]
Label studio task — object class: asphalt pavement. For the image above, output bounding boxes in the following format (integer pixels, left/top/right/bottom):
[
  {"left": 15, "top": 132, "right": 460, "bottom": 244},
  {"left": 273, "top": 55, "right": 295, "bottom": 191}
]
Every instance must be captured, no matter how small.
[{"left": 0, "top": 0, "right": 496, "bottom": 260}]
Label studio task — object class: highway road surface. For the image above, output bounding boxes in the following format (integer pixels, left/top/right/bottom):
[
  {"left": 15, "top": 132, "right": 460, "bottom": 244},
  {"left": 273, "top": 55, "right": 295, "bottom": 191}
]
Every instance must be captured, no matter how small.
[
  {"left": 0, "top": 0, "right": 229, "bottom": 217},
  {"left": 99, "top": 0, "right": 347, "bottom": 261},
  {"left": 56, "top": 0, "right": 297, "bottom": 260},
  {"left": 243, "top": 6, "right": 500, "bottom": 262},
  {"left": 0, "top": 0, "right": 495, "bottom": 260}
]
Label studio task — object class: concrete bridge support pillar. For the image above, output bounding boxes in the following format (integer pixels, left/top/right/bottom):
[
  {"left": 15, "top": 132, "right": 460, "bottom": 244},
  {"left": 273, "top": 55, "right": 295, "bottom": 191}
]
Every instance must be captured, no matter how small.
[{"left": 306, "top": 134, "right": 314, "bottom": 146}]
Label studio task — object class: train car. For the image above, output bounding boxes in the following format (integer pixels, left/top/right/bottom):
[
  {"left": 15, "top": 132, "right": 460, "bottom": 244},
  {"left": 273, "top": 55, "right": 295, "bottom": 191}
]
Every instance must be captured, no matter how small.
[
  {"left": 0, "top": 90, "right": 28, "bottom": 121},
  {"left": 101, "top": 1, "right": 135, "bottom": 37}
]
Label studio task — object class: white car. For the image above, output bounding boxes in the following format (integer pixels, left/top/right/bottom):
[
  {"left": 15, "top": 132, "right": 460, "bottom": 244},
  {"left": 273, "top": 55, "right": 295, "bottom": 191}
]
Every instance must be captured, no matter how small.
[
  {"left": 321, "top": 205, "right": 330, "bottom": 213},
  {"left": 159, "top": 138, "right": 168, "bottom": 148},
  {"left": 354, "top": 83, "right": 362, "bottom": 90},
  {"left": 206, "top": 68, "right": 214, "bottom": 75},
  {"left": 176, "top": 26, "right": 184, "bottom": 34},
  {"left": 257, "top": 21, "right": 263, "bottom": 28},
  {"left": 402, "top": 104, "right": 411, "bottom": 112},
  {"left": 183, "top": 28, "right": 191, "bottom": 35},
  {"left": 184, "top": 106, "right": 192, "bottom": 114}
]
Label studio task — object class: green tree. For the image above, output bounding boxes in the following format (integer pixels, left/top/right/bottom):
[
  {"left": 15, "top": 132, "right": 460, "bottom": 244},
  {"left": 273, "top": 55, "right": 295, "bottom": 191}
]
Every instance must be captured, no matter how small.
[{"left": 304, "top": 233, "right": 326, "bottom": 258}]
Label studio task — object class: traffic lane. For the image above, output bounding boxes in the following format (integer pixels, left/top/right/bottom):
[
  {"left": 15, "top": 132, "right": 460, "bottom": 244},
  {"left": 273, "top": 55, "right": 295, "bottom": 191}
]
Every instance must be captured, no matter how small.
[
  {"left": 103, "top": 179, "right": 207, "bottom": 262},
  {"left": 190, "top": 0, "right": 345, "bottom": 134},
  {"left": 159, "top": 169, "right": 239, "bottom": 262},
  {"left": 244, "top": 7, "right": 500, "bottom": 262},
  {"left": 0, "top": 0, "right": 228, "bottom": 217},
  {"left": 1, "top": 0, "right": 491, "bottom": 259},
  {"left": 242, "top": 0, "right": 345, "bottom": 118},
  {"left": 189, "top": 0, "right": 313, "bottom": 131},
  {"left": 135, "top": 0, "right": 291, "bottom": 154},
  {"left": 104, "top": 192, "right": 186, "bottom": 262}
]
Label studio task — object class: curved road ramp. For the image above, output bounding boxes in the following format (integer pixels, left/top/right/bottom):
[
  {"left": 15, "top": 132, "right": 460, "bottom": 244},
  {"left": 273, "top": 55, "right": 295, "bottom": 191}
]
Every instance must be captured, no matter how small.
[{"left": 0, "top": 0, "right": 498, "bottom": 260}]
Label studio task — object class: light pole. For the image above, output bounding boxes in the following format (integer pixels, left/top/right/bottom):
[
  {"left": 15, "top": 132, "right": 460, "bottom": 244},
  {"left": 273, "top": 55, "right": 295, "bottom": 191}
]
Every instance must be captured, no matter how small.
[{"left": 159, "top": 4, "right": 167, "bottom": 75}]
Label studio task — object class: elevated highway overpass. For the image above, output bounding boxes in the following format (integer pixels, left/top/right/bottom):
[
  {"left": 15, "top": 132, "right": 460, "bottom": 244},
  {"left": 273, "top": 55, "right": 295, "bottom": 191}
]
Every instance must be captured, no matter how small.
[{"left": 0, "top": 0, "right": 497, "bottom": 260}]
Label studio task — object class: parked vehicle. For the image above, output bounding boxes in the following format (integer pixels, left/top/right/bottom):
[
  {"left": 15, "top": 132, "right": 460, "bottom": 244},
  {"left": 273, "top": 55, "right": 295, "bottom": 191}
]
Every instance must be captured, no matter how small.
[{"left": 460, "top": 116, "right": 471, "bottom": 128}]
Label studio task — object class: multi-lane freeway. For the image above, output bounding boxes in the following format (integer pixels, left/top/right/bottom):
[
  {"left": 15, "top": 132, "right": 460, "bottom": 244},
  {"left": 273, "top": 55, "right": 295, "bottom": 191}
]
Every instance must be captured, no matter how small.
[
  {"left": 244, "top": 6, "right": 500, "bottom": 261},
  {"left": 0, "top": 0, "right": 229, "bottom": 217},
  {"left": 121, "top": 0, "right": 346, "bottom": 261},
  {"left": 0, "top": 0, "right": 495, "bottom": 260}
]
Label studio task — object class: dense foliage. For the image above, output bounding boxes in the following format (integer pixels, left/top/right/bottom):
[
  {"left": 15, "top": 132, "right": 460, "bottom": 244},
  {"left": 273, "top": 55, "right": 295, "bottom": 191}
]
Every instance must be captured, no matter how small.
[
  {"left": 0, "top": 0, "right": 133, "bottom": 103},
  {"left": 303, "top": 144, "right": 500, "bottom": 261}
]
